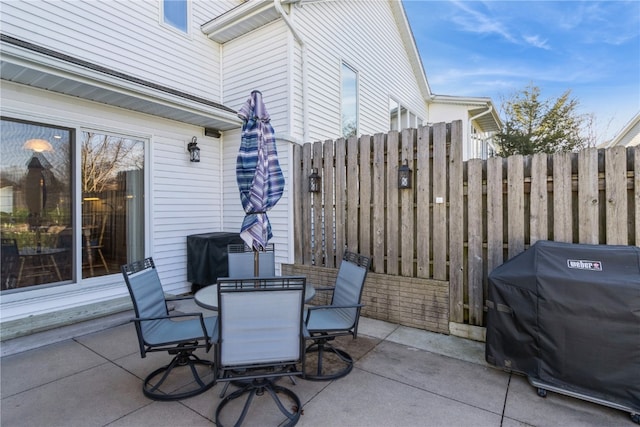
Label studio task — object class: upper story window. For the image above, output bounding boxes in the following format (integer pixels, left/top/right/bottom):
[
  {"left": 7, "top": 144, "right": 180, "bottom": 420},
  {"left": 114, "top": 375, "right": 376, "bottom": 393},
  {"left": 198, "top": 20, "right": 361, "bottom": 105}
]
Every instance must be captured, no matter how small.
[
  {"left": 162, "top": 0, "right": 188, "bottom": 33},
  {"left": 341, "top": 62, "right": 358, "bottom": 138},
  {"left": 389, "top": 98, "right": 423, "bottom": 131}
]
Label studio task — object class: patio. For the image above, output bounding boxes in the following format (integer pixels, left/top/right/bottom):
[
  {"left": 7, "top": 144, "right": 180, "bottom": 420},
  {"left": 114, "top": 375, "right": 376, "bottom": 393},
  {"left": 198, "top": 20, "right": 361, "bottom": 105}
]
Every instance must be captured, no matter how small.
[{"left": 0, "top": 297, "right": 628, "bottom": 427}]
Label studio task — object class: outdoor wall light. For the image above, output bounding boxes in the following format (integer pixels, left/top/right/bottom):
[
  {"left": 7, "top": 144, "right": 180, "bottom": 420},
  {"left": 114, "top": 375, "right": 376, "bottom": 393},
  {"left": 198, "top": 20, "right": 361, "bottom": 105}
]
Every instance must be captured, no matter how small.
[
  {"left": 398, "top": 159, "right": 412, "bottom": 189},
  {"left": 187, "top": 136, "right": 200, "bottom": 162},
  {"left": 308, "top": 168, "right": 321, "bottom": 193}
]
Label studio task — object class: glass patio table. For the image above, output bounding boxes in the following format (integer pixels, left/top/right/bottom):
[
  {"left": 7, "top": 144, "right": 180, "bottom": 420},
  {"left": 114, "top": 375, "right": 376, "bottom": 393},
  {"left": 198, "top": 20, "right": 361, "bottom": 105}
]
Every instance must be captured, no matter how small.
[{"left": 194, "top": 279, "right": 315, "bottom": 310}]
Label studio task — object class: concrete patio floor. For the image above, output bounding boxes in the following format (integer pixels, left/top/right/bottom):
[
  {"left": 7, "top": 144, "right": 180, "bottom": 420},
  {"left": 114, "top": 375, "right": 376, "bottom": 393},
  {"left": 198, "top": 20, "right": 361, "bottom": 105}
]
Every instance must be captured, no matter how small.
[{"left": 1, "top": 301, "right": 632, "bottom": 427}]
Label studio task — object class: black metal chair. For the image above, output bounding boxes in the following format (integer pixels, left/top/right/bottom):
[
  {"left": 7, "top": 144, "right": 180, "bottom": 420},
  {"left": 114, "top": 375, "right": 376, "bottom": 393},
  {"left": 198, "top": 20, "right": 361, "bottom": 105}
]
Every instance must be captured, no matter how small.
[
  {"left": 121, "top": 257, "right": 217, "bottom": 400},
  {"left": 215, "top": 276, "right": 306, "bottom": 427},
  {"left": 304, "top": 251, "right": 370, "bottom": 381}
]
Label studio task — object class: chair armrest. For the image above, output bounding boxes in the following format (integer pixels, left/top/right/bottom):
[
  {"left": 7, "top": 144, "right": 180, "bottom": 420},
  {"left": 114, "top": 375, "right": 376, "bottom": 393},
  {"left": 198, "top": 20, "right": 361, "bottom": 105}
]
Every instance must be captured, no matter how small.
[
  {"left": 131, "top": 312, "right": 205, "bottom": 323},
  {"left": 165, "top": 294, "right": 195, "bottom": 302},
  {"left": 305, "top": 304, "right": 363, "bottom": 324},
  {"left": 307, "top": 304, "right": 363, "bottom": 311}
]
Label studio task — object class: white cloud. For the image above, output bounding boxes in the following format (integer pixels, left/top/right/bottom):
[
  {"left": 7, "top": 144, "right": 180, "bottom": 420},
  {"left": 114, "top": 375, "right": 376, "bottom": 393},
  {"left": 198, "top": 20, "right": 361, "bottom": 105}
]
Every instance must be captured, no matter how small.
[{"left": 523, "top": 35, "right": 550, "bottom": 50}]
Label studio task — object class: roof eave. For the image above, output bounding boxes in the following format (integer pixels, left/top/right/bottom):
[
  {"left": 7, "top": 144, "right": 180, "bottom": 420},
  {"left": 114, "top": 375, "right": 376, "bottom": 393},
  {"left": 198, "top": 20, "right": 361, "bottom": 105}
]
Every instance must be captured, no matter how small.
[{"left": 0, "top": 35, "right": 241, "bottom": 132}]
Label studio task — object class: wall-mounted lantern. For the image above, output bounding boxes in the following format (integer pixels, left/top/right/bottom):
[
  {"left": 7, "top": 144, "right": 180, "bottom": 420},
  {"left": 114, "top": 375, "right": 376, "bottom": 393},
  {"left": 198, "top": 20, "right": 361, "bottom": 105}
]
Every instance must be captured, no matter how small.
[
  {"left": 187, "top": 136, "right": 200, "bottom": 162},
  {"left": 398, "top": 159, "right": 412, "bottom": 189},
  {"left": 309, "top": 168, "right": 321, "bottom": 193}
]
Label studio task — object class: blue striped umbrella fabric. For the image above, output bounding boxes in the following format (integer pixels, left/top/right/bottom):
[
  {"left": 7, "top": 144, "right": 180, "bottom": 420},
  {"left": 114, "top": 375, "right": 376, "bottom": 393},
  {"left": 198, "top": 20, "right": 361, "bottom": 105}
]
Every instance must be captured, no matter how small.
[{"left": 236, "top": 91, "right": 284, "bottom": 250}]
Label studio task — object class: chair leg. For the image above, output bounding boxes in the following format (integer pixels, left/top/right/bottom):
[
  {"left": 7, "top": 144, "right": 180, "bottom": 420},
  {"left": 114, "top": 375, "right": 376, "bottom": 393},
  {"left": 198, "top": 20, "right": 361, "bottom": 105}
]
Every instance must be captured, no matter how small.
[
  {"left": 97, "top": 248, "right": 109, "bottom": 273},
  {"left": 303, "top": 337, "right": 354, "bottom": 381},
  {"left": 143, "top": 351, "right": 215, "bottom": 401},
  {"left": 215, "top": 378, "right": 302, "bottom": 427}
]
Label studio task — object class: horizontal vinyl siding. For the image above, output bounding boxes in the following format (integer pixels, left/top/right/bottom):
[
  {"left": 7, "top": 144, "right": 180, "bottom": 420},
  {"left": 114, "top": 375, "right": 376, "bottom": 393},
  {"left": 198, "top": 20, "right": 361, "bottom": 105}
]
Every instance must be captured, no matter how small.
[
  {"left": 295, "top": 1, "right": 427, "bottom": 141},
  {"left": 0, "top": 0, "right": 236, "bottom": 101}
]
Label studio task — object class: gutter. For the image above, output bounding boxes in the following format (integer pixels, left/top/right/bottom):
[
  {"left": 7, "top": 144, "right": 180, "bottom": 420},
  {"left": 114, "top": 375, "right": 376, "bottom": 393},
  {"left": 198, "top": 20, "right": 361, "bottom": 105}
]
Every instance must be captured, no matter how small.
[
  {"left": 468, "top": 104, "right": 494, "bottom": 158},
  {"left": 274, "top": 0, "right": 308, "bottom": 144}
]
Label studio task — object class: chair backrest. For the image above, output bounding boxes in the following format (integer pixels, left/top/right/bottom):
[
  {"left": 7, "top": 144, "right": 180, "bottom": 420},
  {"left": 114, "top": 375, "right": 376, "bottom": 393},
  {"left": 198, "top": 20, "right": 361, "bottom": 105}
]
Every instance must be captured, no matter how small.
[
  {"left": 227, "top": 243, "right": 275, "bottom": 277},
  {"left": 1, "top": 238, "right": 20, "bottom": 290},
  {"left": 217, "top": 276, "right": 305, "bottom": 368},
  {"left": 121, "top": 258, "right": 168, "bottom": 337},
  {"left": 331, "top": 251, "right": 371, "bottom": 324}
]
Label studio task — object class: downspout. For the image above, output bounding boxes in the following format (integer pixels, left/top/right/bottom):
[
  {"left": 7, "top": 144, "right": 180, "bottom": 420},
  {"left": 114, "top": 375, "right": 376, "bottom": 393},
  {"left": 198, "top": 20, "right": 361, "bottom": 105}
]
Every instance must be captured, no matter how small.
[
  {"left": 468, "top": 104, "right": 493, "bottom": 159},
  {"left": 274, "top": 0, "right": 308, "bottom": 144}
]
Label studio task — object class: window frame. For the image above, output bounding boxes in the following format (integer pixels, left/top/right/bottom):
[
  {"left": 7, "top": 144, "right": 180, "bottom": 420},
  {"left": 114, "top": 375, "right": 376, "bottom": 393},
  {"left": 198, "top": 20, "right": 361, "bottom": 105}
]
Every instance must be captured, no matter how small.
[
  {"left": 340, "top": 61, "right": 359, "bottom": 139},
  {"left": 160, "top": 0, "right": 191, "bottom": 36}
]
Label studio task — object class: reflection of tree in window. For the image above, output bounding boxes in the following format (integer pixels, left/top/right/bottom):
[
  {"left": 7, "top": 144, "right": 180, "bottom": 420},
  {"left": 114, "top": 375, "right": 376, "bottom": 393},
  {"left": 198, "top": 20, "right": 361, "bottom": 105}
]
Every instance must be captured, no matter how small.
[
  {"left": 81, "top": 132, "right": 144, "bottom": 278},
  {"left": 81, "top": 132, "right": 143, "bottom": 194},
  {"left": 341, "top": 63, "right": 358, "bottom": 138}
]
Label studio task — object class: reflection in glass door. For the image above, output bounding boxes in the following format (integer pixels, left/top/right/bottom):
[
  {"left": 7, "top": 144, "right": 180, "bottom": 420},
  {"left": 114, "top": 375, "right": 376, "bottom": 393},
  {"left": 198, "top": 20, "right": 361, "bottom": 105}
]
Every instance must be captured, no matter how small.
[
  {"left": 0, "top": 118, "right": 73, "bottom": 290},
  {"left": 81, "top": 131, "right": 145, "bottom": 279}
]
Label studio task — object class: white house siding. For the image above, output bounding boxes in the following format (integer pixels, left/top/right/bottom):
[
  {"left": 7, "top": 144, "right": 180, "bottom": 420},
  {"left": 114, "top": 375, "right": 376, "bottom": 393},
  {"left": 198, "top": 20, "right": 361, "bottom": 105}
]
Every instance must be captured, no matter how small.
[
  {"left": 219, "top": 20, "right": 294, "bottom": 269},
  {"left": 0, "top": 0, "right": 236, "bottom": 102},
  {"left": 0, "top": 82, "right": 224, "bottom": 321},
  {"left": 292, "top": 1, "right": 427, "bottom": 141}
]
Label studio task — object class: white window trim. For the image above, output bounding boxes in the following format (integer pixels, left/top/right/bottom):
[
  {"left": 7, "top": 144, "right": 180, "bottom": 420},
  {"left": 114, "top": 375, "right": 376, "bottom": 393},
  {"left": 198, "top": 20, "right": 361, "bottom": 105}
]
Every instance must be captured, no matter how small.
[
  {"left": 159, "top": 0, "right": 192, "bottom": 38},
  {"left": 340, "top": 60, "right": 359, "bottom": 138}
]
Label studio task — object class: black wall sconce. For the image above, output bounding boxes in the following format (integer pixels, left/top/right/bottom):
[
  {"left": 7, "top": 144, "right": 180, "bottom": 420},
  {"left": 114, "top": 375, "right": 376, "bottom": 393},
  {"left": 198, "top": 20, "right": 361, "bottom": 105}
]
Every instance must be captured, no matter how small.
[
  {"left": 187, "top": 136, "right": 200, "bottom": 162},
  {"left": 309, "top": 168, "right": 321, "bottom": 192},
  {"left": 398, "top": 159, "right": 412, "bottom": 189}
]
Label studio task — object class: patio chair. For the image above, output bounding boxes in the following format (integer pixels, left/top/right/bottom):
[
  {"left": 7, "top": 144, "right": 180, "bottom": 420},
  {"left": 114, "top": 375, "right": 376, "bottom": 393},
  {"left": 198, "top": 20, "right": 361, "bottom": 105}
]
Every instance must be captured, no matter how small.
[
  {"left": 215, "top": 276, "right": 306, "bottom": 427},
  {"left": 121, "top": 257, "right": 217, "bottom": 401},
  {"left": 304, "top": 250, "right": 370, "bottom": 381},
  {"left": 1, "top": 238, "right": 21, "bottom": 290},
  {"left": 227, "top": 243, "right": 275, "bottom": 277}
]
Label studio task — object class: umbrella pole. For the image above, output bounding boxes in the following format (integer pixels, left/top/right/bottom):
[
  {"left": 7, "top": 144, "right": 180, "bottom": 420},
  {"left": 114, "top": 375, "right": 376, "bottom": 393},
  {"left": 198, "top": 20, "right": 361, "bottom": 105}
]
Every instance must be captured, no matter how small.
[
  {"left": 253, "top": 249, "right": 261, "bottom": 288},
  {"left": 254, "top": 250, "right": 259, "bottom": 277}
]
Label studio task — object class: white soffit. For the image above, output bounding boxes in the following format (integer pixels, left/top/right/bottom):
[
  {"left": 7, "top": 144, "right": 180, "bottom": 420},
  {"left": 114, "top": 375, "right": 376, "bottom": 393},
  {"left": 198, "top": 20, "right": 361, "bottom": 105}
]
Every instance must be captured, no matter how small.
[
  {"left": 0, "top": 35, "right": 241, "bottom": 132},
  {"left": 201, "top": 0, "right": 284, "bottom": 43}
]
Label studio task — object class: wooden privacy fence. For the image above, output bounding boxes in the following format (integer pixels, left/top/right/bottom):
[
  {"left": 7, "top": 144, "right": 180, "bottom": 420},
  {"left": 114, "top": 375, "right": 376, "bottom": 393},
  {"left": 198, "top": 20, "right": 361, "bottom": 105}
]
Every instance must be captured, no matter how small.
[{"left": 289, "top": 121, "right": 640, "bottom": 338}]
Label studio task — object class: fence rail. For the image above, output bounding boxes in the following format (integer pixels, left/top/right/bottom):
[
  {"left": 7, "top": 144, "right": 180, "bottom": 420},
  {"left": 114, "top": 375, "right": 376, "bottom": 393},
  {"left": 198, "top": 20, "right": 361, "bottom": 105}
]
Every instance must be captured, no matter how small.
[{"left": 292, "top": 121, "right": 639, "bottom": 332}]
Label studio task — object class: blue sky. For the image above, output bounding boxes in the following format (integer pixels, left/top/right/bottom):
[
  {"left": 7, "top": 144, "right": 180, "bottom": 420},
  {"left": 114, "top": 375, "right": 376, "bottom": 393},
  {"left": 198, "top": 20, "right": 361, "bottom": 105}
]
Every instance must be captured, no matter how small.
[{"left": 402, "top": 0, "right": 640, "bottom": 143}]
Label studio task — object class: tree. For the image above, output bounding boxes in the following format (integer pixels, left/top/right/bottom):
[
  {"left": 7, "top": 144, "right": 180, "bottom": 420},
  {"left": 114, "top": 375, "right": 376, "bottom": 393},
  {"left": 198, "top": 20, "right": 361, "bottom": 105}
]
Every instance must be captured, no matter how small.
[{"left": 495, "top": 84, "right": 587, "bottom": 156}]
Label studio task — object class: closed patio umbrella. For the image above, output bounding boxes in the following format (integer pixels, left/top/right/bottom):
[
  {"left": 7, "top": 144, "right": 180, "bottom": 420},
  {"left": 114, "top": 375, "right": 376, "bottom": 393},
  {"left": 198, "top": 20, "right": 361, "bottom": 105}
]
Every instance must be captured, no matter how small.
[{"left": 236, "top": 91, "right": 284, "bottom": 273}]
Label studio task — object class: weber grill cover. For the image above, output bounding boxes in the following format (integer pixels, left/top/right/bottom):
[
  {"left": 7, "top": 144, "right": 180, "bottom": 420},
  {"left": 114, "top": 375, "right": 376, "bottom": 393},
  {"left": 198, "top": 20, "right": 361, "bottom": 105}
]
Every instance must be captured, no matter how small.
[{"left": 486, "top": 241, "right": 640, "bottom": 411}]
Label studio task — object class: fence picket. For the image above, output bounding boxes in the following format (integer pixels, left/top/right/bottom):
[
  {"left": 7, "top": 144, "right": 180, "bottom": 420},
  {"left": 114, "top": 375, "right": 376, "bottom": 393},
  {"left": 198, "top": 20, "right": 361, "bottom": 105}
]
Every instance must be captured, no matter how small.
[
  {"left": 486, "top": 156, "right": 504, "bottom": 273},
  {"left": 530, "top": 153, "right": 548, "bottom": 245},
  {"left": 507, "top": 155, "right": 525, "bottom": 257},
  {"left": 605, "top": 146, "right": 628, "bottom": 244},
  {"left": 372, "top": 133, "right": 386, "bottom": 272},
  {"left": 552, "top": 152, "right": 573, "bottom": 242},
  {"left": 578, "top": 148, "right": 599, "bottom": 244},
  {"left": 432, "top": 123, "right": 447, "bottom": 280},
  {"left": 467, "top": 159, "right": 483, "bottom": 325},
  {"left": 386, "top": 131, "right": 400, "bottom": 275},
  {"left": 416, "top": 125, "right": 430, "bottom": 278},
  {"left": 449, "top": 121, "right": 464, "bottom": 323},
  {"left": 322, "top": 139, "right": 335, "bottom": 267},
  {"left": 400, "top": 129, "right": 415, "bottom": 276},
  {"left": 359, "top": 135, "right": 372, "bottom": 257},
  {"left": 335, "top": 138, "right": 347, "bottom": 262}
]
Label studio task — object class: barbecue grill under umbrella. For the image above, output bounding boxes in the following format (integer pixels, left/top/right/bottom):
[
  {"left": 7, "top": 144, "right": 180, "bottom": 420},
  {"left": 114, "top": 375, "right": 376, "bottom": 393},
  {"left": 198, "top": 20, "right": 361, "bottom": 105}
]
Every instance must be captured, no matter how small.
[{"left": 236, "top": 90, "right": 284, "bottom": 275}]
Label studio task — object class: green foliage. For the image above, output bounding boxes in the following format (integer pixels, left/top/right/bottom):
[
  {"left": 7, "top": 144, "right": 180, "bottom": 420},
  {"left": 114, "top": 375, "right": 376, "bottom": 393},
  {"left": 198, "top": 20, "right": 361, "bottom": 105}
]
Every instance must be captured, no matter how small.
[{"left": 495, "top": 84, "right": 587, "bottom": 156}]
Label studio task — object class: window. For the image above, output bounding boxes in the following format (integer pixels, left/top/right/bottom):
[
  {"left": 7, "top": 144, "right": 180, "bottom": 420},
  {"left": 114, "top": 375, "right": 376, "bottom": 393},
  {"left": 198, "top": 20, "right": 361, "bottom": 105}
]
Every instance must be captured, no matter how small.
[
  {"left": 389, "top": 97, "right": 423, "bottom": 131},
  {"left": 0, "top": 118, "right": 145, "bottom": 291},
  {"left": 163, "top": 0, "right": 188, "bottom": 33},
  {"left": 80, "top": 131, "right": 145, "bottom": 279},
  {"left": 341, "top": 62, "right": 358, "bottom": 138}
]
